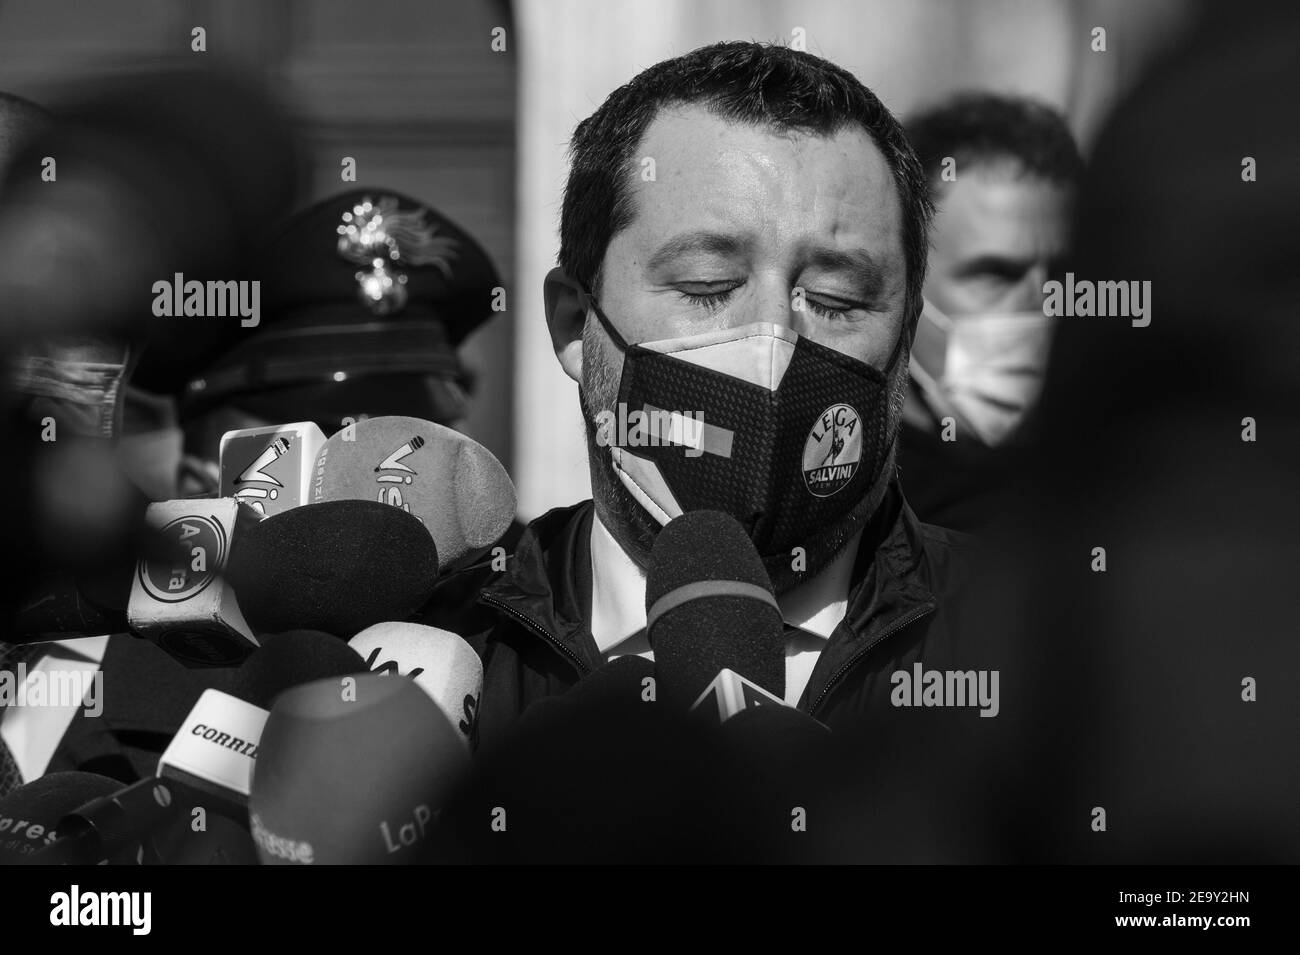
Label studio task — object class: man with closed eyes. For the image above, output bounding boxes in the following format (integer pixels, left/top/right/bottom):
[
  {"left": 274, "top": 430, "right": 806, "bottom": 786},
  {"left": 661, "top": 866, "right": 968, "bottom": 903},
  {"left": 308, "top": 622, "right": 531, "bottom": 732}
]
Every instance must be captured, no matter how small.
[{"left": 424, "top": 40, "right": 980, "bottom": 748}]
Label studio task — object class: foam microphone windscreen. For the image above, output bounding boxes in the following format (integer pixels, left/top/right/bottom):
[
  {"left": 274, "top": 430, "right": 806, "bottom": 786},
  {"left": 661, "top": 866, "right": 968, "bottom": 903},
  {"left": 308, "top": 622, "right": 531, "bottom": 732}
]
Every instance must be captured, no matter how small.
[
  {"left": 249, "top": 671, "right": 469, "bottom": 864},
  {"left": 508, "top": 655, "right": 657, "bottom": 741},
  {"left": 0, "top": 772, "right": 122, "bottom": 864},
  {"left": 567, "top": 655, "right": 657, "bottom": 709},
  {"left": 152, "top": 812, "right": 259, "bottom": 865},
  {"left": 348, "top": 623, "right": 482, "bottom": 749},
  {"left": 645, "top": 510, "right": 785, "bottom": 708},
  {"left": 311, "top": 416, "right": 516, "bottom": 571},
  {"left": 227, "top": 629, "right": 368, "bottom": 710},
  {"left": 227, "top": 500, "right": 438, "bottom": 639}
]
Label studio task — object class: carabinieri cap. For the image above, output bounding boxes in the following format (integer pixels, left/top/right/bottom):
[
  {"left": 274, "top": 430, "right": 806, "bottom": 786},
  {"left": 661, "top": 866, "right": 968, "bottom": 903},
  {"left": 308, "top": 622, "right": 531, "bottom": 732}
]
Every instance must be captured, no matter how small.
[{"left": 181, "top": 188, "right": 500, "bottom": 425}]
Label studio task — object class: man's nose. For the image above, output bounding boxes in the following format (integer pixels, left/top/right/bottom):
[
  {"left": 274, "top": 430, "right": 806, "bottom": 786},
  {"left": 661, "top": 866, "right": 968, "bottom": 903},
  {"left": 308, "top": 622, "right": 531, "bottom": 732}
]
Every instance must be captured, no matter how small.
[{"left": 743, "top": 273, "right": 801, "bottom": 332}]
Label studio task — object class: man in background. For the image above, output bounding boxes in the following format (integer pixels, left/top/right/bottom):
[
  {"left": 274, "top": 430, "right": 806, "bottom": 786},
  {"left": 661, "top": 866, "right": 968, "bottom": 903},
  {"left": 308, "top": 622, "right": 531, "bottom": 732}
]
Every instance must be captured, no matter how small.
[
  {"left": 144, "top": 189, "right": 501, "bottom": 503},
  {"left": 899, "top": 93, "right": 1082, "bottom": 531}
]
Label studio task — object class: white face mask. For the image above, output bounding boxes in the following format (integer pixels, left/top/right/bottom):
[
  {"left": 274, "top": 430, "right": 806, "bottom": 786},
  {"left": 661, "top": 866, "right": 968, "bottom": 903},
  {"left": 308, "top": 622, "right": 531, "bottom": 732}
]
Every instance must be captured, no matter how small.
[
  {"left": 943, "top": 311, "right": 1056, "bottom": 445},
  {"left": 910, "top": 305, "right": 1056, "bottom": 446}
]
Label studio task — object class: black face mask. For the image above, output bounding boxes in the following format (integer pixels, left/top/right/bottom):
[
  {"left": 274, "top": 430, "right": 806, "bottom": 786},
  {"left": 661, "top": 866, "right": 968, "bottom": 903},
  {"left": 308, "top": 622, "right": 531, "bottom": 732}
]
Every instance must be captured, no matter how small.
[{"left": 584, "top": 294, "right": 905, "bottom": 590}]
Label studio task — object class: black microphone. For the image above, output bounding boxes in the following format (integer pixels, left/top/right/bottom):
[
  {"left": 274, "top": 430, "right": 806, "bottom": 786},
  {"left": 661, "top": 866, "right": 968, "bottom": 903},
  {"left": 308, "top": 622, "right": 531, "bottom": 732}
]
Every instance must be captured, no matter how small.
[
  {"left": 428, "top": 654, "right": 771, "bottom": 864},
  {"left": 27, "top": 777, "right": 180, "bottom": 865},
  {"left": 152, "top": 813, "right": 259, "bottom": 865},
  {"left": 645, "top": 510, "right": 786, "bottom": 713},
  {"left": 227, "top": 500, "right": 439, "bottom": 639},
  {"left": 510, "top": 655, "right": 657, "bottom": 737},
  {"left": 0, "top": 772, "right": 125, "bottom": 864},
  {"left": 228, "top": 628, "right": 369, "bottom": 710}
]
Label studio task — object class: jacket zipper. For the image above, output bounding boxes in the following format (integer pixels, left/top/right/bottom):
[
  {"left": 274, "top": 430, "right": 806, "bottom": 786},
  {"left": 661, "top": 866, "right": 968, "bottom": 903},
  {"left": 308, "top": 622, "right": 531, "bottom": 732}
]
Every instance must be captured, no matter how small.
[
  {"left": 808, "top": 602, "right": 936, "bottom": 718},
  {"left": 479, "top": 592, "right": 592, "bottom": 676}
]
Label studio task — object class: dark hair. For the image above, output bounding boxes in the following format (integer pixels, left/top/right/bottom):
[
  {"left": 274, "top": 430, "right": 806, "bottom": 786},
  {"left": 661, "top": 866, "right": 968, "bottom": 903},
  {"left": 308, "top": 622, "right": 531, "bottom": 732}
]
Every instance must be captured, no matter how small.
[
  {"left": 905, "top": 92, "right": 1084, "bottom": 190},
  {"left": 559, "top": 41, "right": 933, "bottom": 322}
]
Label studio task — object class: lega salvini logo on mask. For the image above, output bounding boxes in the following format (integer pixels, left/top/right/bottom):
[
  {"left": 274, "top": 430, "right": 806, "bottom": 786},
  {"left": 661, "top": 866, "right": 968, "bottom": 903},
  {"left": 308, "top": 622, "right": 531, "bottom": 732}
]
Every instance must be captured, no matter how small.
[{"left": 802, "top": 404, "right": 862, "bottom": 497}]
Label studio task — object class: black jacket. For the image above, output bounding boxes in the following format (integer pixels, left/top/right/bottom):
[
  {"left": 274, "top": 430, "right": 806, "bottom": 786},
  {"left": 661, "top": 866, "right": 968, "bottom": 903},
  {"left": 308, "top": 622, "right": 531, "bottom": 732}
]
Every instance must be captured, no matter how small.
[
  {"left": 45, "top": 635, "right": 219, "bottom": 783},
  {"left": 419, "top": 480, "right": 980, "bottom": 750}
]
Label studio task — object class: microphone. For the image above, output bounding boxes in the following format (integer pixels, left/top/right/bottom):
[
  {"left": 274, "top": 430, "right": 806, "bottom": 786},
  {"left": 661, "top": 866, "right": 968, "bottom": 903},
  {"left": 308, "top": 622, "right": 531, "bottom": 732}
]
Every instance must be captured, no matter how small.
[
  {"left": 165, "top": 630, "right": 368, "bottom": 802},
  {"left": 126, "top": 497, "right": 265, "bottom": 667},
  {"left": 0, "top": 772, "right": 124, "bottom": 864},
  {"left": 348, "top": 622, "right": 482, "bottom": 749},
  {"left": 30, "top": 632, "right": 366, "bottom": 864},
  {"left": 150, "top": 813, "right": 259, "bottom": 865},
  {"left": 311, "top": 415, "right": 516, "bottom": 571},
  {"left": 29, "top": 776, "right": 181, "bottom": 865},
  {"left": 219, "top": 422, "right": 327, "bottom": 518},
  {"left": 248, "top": 670, "right": 469, "bottom": 864},
  {"left": 512, "top": 655, "right": 658, "bottom": 733},
  {"left": 428, "top": 654, "right": 767, "bottom": 864},
  {"left": 226, "top": 500, "right": 439, "bottom": 639},
  {"left": 147, "top": 632, "right": 366, "bottom": 863},
  {"left": 155, "top": 688, "right": 267, "bottom": 816},
  {"left": 690, "top": 668, "right": 790, "bottom": 723},
  {"left": 228, "top": 628, "right": 369, "bottom": 710},
  {"left": 645, "top": 510, "right": 786, "bottom": 712}
]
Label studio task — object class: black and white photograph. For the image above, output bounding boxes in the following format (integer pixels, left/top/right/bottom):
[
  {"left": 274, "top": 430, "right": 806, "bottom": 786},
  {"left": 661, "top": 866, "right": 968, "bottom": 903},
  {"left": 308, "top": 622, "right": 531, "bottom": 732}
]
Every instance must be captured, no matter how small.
[{"left": 0, "top": 0, "right": 1294, "bottom": 932}]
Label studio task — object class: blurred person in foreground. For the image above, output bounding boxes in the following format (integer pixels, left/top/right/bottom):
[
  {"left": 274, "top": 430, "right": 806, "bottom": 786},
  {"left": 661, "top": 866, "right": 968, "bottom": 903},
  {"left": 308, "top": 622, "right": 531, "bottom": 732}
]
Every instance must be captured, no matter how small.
[
  {"left": 0, "top": 71, "right": 300, "bottom": 794},
  {"left": 899, "top": 93, "right": 1082, "bottom": 532},
  {"left": 985, "top": 0, "right": 1300, "bottom": 863}
]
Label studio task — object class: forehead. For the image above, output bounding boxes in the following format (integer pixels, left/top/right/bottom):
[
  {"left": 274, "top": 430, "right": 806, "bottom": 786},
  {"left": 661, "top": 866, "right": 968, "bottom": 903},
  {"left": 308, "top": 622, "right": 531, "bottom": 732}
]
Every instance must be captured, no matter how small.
[
  {"left": 933, "top": 167, "right": 1072, "bottom": 245},
  {"left": 622, "top": 104, "right": 903, "bottom": 254}
]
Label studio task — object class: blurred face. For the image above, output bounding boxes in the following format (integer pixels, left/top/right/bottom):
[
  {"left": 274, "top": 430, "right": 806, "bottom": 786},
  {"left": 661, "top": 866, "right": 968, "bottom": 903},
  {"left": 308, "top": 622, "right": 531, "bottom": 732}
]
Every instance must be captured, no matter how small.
[
  {"left": 923, "top": 164, "right": 1072, "bottom": 316},
  {"left": 589, "top": 104, "right": 910, "bottom": 378}
]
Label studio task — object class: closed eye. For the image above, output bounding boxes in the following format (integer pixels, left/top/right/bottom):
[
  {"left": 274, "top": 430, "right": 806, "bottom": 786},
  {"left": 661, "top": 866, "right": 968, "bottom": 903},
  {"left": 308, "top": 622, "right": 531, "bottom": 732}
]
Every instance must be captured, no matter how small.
[
  {"left": 803, "top": 298, "right": 855, "bottom": 321},
  {"left": 677, "top": 282, "right": 742, "bottom": 313},
  {"left": 678, "top": 285, "right": 865, "bottom": 322}
]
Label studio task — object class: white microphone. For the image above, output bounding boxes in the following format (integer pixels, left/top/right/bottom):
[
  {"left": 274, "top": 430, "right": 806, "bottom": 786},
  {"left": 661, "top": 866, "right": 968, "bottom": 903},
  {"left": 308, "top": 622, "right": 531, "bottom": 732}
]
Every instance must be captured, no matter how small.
[
  {"left": 219, "top": 421, "right": 327, "bottom": 518},
  {"left": 691, "top": 668, "right": 789, "bottom": 724},
  {"left": 157, "top": 688, "right": 268, "bottom": 810},
  {"left": 126, "top": 498, "right": 264, "bottom": 666},
  {"left": 348, "top": 622, "right": 483, "bottom": 749}
]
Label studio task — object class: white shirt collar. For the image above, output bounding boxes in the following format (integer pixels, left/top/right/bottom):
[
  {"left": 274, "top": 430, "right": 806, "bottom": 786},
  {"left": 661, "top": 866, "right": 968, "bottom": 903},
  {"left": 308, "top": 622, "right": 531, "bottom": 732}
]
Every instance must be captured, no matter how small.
[
  {"left": 34, "top": 634, "right": 111, "bottom": 664},
  {"left": 589, "top": 513, "right": 860, "bottom": 657}
]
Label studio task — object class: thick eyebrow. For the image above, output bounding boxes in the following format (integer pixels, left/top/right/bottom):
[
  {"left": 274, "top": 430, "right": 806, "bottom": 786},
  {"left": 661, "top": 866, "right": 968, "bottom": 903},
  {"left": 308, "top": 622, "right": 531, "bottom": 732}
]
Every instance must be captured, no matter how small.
[
  {"left": 645, "top": 231, "right": 747, "bottom": 272},
  {"left": 954, "top": 254, "right": 1036, "bottom": 279},
  {"left": 802, "top": 247, "right": 888, "bottom": 297}
]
